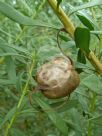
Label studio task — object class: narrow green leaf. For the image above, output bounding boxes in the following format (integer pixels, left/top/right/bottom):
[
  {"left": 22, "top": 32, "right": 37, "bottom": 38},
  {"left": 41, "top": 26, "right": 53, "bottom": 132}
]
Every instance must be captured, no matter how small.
[
  {"left": 0, "top": 1, "right": 59, "bottom": 29},
  {"left": 0, "top": 79, "right": 15, "bottom": 85},
  {"left": 82, "top": 74, "right": 102, "bottom": 94},
  {"left": 5, "top": 56, "right": 17, "bottom": 84},
  {"left": 0, "top": 107, "right": 16, "bottom": 128},
  {"left": 33, "top": 94, "right": 68, "bottom": 136},
  {"left": 10, "top": 128, "right": 26, "bottom": 136},
  {"left": 77, "top": 95, "right": 88, "bottom": 112},
  {"left": 74, "top": 27, "right": 90, "bottom": 54},
  {"left": 71, "top": 108, "right": 82, "bottom": 135},
  {"left": 50, "top": 99, "right": 79, "bottom": 112},
  {"left": 0, "top": 1, "right": 34, "bottom": 25},
  {"left": 77, "top": 13, "right": 94, "bottom": 30},
  {"left": 68, "top": 4, "right": 95, "bottom": 30},
  {"left": 67, "top": 108, "right": 82, "bottom": 136},
  {"left": 89, "top": 114, "right": 102, "bottom": 125},
  {"left": 91, "top": 31, "right": 102, "bottom": 35},
  {"left": 0, "top": 53, "right": 29, "bottom": 59},
  {"left": 70, "top": 0, "right": 102, "bottom": 15},
  {"left": 0, "top": 37, "right": 31, "bottom": 57},
  {"left": 75, "top": 62, "right": 88, "bottom": 69},
  {"left": 65, "top": 120, "right": 82, "bottom": 133},
  {"left": 59, "top": 34, "right": 71, "bottom": 42}
]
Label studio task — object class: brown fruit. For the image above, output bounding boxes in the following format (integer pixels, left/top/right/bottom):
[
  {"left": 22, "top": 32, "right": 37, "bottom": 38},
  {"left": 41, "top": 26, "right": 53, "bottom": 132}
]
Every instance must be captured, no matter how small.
[{"left": 36, "top": 56, "right": 80, "bottom": 99}]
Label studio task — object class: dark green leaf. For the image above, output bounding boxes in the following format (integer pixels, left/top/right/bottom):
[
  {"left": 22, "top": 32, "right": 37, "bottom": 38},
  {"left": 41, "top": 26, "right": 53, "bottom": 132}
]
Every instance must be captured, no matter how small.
[
  {"left": 74, "top": 27, "right": 90, "bottom": 54},
  {"left": 77, "top": 49, "right": 86, "bottom": 64},
  {"left": 57, "top": 0, "right": 63, "bottom": 7},
  {"left": 77, "top": 49, "right": 86, "bottom": 73}
]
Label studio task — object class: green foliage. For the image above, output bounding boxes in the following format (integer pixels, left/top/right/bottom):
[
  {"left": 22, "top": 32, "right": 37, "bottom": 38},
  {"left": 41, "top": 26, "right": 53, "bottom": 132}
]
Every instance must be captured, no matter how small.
[{"left": 0, "top": 0, "right": 102, "bottom": 136}]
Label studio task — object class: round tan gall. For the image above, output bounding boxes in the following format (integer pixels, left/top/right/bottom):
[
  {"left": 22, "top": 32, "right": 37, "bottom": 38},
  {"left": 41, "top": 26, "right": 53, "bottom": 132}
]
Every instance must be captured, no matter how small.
[{"left": 36, "top": 56, "right": 80, "bottom": 99}]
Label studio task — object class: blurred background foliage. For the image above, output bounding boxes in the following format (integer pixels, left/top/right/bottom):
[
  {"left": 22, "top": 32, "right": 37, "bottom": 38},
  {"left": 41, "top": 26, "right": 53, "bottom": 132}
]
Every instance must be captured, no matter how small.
[{"left": 0, "top": 0, "right": 102, "bottom": 136}]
